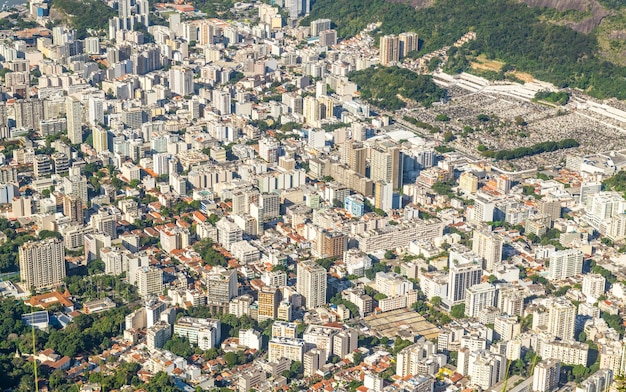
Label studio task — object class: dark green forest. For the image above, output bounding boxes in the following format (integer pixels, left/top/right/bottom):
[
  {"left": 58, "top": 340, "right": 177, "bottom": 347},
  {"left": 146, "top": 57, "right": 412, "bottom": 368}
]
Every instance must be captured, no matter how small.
[
  {"left": 304, "top": 0, "right": 626, "bottom": 100},
  {"left": 348, "top": 66, "right": 446, "bottom": 110}
]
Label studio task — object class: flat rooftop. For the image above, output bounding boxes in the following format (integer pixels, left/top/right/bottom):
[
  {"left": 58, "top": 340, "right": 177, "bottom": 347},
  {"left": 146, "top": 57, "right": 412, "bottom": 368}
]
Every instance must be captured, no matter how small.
[{"left": 364, "top": 309, "right": 439, "bottom": 340}]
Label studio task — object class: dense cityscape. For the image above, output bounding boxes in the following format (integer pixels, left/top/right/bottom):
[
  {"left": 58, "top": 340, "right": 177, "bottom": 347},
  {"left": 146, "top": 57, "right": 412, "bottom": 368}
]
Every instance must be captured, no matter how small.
[{"left": 0, "top": 0, "right": 626, "bottom": 391}]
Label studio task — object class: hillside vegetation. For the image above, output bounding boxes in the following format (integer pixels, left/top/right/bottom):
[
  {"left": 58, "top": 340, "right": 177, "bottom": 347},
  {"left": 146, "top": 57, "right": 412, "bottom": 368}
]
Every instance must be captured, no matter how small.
[
  {"left": 348, "top": 67, "right": 446, "bottom": 110},
  {"left": 303, "top": 0, "right": 626, "bottom": 100},
  {"left": 51, "top": 0, "right": 116, "bottom": 38}
]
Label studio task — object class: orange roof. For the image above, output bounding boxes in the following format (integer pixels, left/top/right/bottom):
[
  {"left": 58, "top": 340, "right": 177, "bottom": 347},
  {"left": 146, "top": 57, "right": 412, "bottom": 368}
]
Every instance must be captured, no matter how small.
[{"left": 26, "top": 290, "right": 73, "bottom": 309}]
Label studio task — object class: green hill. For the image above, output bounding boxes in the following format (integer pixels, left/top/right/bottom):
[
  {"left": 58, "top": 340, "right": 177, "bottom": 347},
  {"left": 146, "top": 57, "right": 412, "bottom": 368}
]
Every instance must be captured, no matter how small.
[
  {"left": 51, "top": 0, "right": 116, "bottom": 38},
  {"left": 303, "top": 0, "right": 626, "bottom": 100}
]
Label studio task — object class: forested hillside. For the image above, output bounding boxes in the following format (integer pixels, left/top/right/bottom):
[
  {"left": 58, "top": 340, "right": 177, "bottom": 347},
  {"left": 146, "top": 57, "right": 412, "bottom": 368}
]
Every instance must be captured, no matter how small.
[
  {"left": 51, "top": 0, "right": 116, "bottom": 38},
  {"left": 302, "top": 0, "right": 626, "bottom": 100}
]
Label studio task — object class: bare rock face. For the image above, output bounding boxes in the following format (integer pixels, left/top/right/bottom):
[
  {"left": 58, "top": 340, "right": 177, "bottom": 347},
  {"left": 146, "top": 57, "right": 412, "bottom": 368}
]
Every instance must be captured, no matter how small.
[
  {"left": 518, "top": 0, "right": 611, "bottom": 33},
  {"left": 385, "top": 0, "right": 433, "bottom": 10},
  {"left": 520, "top": 0, "right": 594, "bottom": 12}
]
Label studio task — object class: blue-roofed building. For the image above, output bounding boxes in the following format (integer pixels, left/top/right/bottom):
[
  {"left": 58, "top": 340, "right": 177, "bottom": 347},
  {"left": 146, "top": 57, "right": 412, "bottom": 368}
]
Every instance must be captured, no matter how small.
[{"left": 21, "top": 310, "right": 49, "bottom": 330}]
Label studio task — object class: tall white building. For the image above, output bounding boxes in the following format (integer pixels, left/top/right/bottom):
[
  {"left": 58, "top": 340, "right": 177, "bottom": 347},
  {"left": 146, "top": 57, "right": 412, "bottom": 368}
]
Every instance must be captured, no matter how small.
[
  {"left": 169, "top": 66, "right": 194, "bottom": 96},
  {"left": 582, "top": 274, "right": 606, "bottom": 299},
  {"left": 532, "top": 359, "right": 561, "bottom": 392},
  {"left": 296, "top": 261, "right": 327, "bottom": 309},
  {"left": 19, "top": 238, "right": 66, "bottom": 289},
  {"left": 472, "top": 229, "right": 502, "bottom": 272},
  {"left": 533, "top": 297, "right": 577, "bottom": 341},
  {"left": 465, "top": 283, "right": 496, "bottom": 318},
  {"left": 174, "top": 317, "right": 221, "bottom": 350},
  {"left": 467, "top": 350, "right": 506, "bottom": 389},
  {"left": 88, "top": 96, "right": 104, "bottom": 126},
  {"left": 153, "top": 153, "right": 169, "bottom": 176},
  {"left": 136, "top": 266, "right": 163, "bottom": 297},
  {"left": 395, "top": 338, "right": 439, "bottom": 377},
  {"left": 84, "top": 37, "right": 101, "bottom": 54},
  {"left": 548, "top": 249, "right": 583, "bottom": 280},
  {"left": 447, "top": 253, "right": 482, "bottom": 304},
  {"left": 212, "top": 90, "right": 231, "bottom": 115},
  {"left": 66, "top": 96, "right": 82, "bottom": 144}
]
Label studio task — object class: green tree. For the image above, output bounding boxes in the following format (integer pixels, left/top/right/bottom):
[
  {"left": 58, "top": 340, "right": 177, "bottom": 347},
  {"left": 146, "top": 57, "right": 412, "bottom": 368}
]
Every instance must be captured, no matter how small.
[{"left": 450, "top": 304, "right": 465, "bottom": 319}]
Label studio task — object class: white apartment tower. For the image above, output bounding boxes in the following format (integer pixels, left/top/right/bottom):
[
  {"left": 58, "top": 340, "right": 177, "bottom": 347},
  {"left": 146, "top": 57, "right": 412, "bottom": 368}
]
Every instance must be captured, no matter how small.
[
  {"left": 582, "top": 274, "right": 606, "bottom": 299},
  {"left": 88, "top": 96, "right": 104, "bottom": 126},
  {"left": 548, "top": 249, "right": 583, "bottom": 280},
  {"left": 169, "top": 66, "right": 194, "bottom": 96},
  {"left": 297, "top": 261, "right": 327, "bottom": 309},
  {"left": 465, "top": 283, "right": 497, "bottom": 318},
  {"left": 19, "top": 238, "right": 66, "bottom": 289},
  {"left": 472, "top": 229, "right": 502, "bottom": 272},
  {"left": 136, "top": 266, "right": 163, "bottom": 297},
  {"left": 532, "top": 359, "right": 561, "bottom": 392},
  {"left": 66, "top": 96, "right": 82, "bottom": 144},
  {"left": 447, "top": 258, "right": 482, "bottom": 304}
]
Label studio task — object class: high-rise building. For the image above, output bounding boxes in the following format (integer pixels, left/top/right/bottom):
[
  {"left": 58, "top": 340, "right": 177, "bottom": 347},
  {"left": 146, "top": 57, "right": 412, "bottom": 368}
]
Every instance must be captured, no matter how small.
[
  {"left": 398, "top": 32, "right": 419, "bottom": 58},
  {"left": 297, "top": 261, "right": 327, "bottom": 309},
  {"left": 63, "top": 195, "right": 84, "bottom": 224},
  {"left": 169, "top": 66, "right": 194, "bottom": 96},
  {"left": 153, "top": 153, "right": 169, "bottom": 176},
  {"left": 304, "top": 348, "right": 324, "bottom": 377},
  {"left": 447, "top": 256, "right": 482, "bottom": 304},
  {"left": 14, "top": 99, "right": 48, "bottom": 130},
  {"left": 19, "top": 238, "right": 66, "bottom": 289},
  {"left": 93, "top": 127, "right": 108, "bottom": 153},
  {"left": 532, "top": 359, "right": 561, "bottom": 392},
  {"left": 468, "top": 350, "right": 507, "bottom": 389},
  {"left": 174, "top": 317, "right": 221, "bottom": 350},
  {"left": 206, "top": 267, "right": 238, "bottom": 312},
  {"left": 395, "top": 338, "right": 438, "bottom": 377},
  {"left": 370, "top": 141, "right": 402, "bottom": 189},
  {"left": 497, "top": 285, "right": 524, "bottom": 317},
  {"left": 268, "top": 337, "right": 306, "bottom": 362},
  {"left": 577, "top": 369, "right": 613, "bottom": 392},
  {"left": 303, "top": 96, "right": 321, "bottom": 126},
  {"left": 136, "top": 0, "right": 150, "bottom": 26},
  {"left": 548, "top": 249, "right": 583, "bottom": 280},
  {"left": 534, "top": 297, "right": 577, "bottom": 341},
  {"left": 465, "top": 283, "right": 496, "bottom": 318},
  {"left": 310, "top": 18, "right": 331, "bottom": 37},
  {"left": 257, "top": 286, "right": 281, "bottom": 322},
  {"left": 258, "top": 138, "right": 280, "bottom": 163},
  {"left": 84, "top": 37, "right": 100, "bottom": 54},
  {"left": 33, "top": 155, "right": 51, "bottom": 178},
  {"left": 216, "top": 218, "right": 243, "bottom": 251},
  {"left": 343, "top": 140, "right": 367, "bottom": 176},
  {"left": 582, "top": 274, "right": 606, "bottom": 299},
  {"left": 212, "top": 90, "right": 231, "bottom": 115},
  {"left": 136, "top": 266, "right": 163, "bottom": 297},
  {"left": 319, "top": 30, "right": 337, "bottom": 47},
  {"left": 88, "top": 96, "right": 104, "bottom": 126},
  {"left": 468, "top": 196, "right": 495, "bottom": 224},
  {"left": 90, "top": 208, "right": 118, "bottom": 239},
  {"left": 374, "top": 180, "right": 397, "bottom": 211},
  {"left": 66, "top": 96, "right": 82, "bottom": 144},
  {"left": 472, "top": 229, "right": 503, "bottom": 272},
  {"left": 63, "top": 174, "right": 88, "bottom": 206},
  {"left": 380, "top": 35, "right": 400, "bottom": 66},
  {"left": 118, "top": 0, "right": 130, "bottom": 19}
]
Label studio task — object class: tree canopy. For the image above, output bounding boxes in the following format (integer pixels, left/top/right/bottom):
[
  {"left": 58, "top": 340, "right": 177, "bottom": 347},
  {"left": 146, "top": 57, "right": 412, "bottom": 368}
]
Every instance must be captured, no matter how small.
[{"left": 305, "top": 0, "right": 626, "bottom": 100}]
